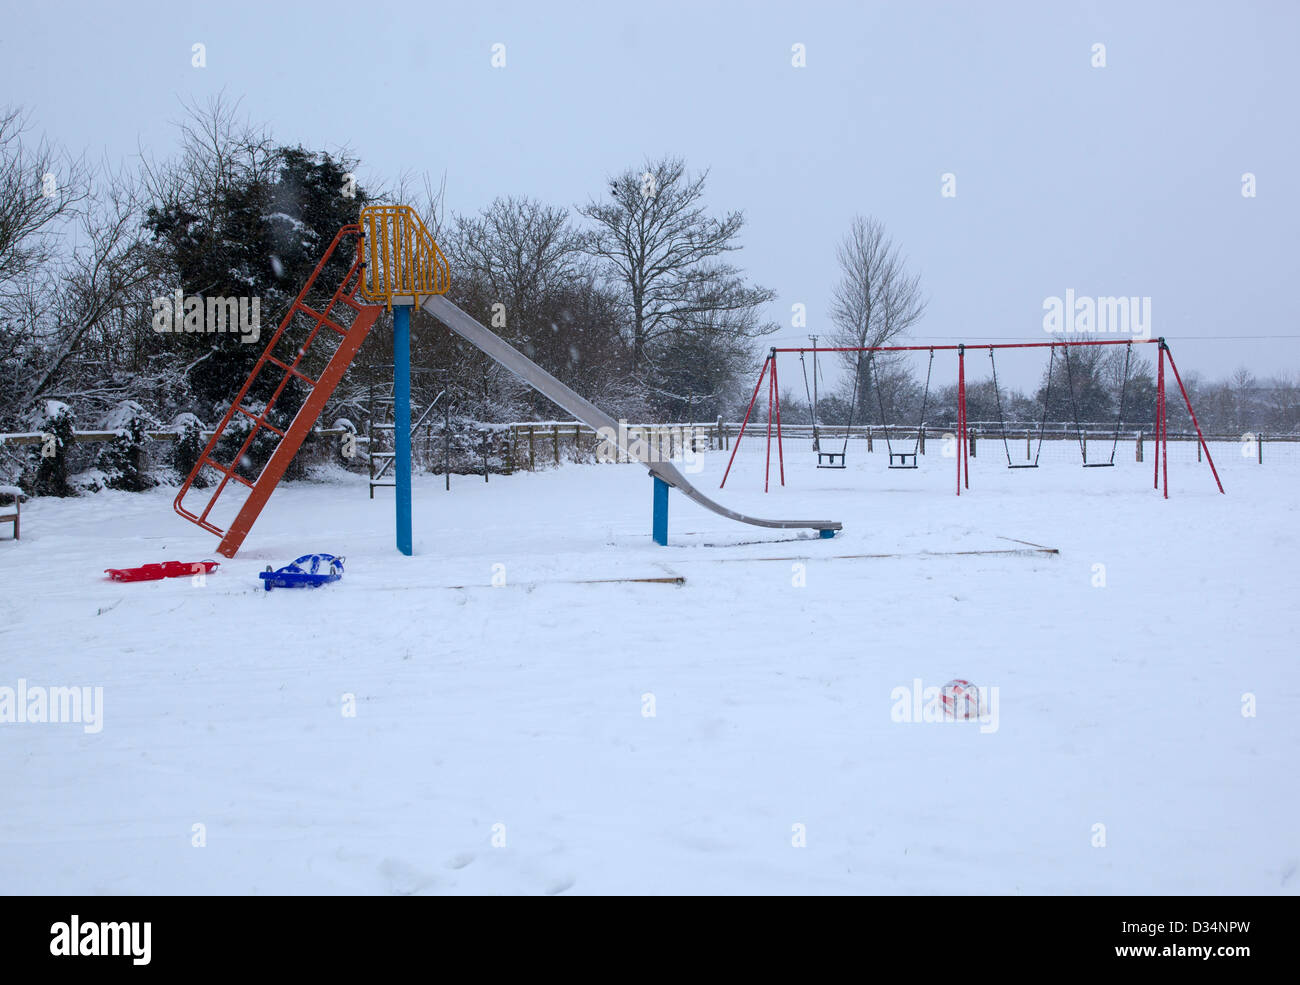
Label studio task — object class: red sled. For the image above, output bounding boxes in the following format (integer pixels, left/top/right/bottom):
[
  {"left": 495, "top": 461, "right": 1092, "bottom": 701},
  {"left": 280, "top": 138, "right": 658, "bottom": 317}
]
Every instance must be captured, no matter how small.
[{"left": 105, "top": 560, "right": 220, "bottom": 582}]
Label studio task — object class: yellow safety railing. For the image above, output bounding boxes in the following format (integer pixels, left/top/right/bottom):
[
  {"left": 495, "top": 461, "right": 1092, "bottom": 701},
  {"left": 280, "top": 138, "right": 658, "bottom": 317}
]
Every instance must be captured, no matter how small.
[{"left": 358, "top": 205, "right": 450, "bottom": 309}]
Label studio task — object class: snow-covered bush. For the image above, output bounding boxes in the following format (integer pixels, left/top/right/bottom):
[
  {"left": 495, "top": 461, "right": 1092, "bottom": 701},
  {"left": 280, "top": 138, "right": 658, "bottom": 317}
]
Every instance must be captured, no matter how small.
[
  {"left": 25, "top": 400, "right": 75, "bottom": 497},
  {"left": 95, "top": 401, "right": 159, "bottom": 492},
  {"left": 170, "top": 413, "right": 208, "bottom": 488},
  {"left": 330, "top": 417, "right": 362, "bottom": 470}
]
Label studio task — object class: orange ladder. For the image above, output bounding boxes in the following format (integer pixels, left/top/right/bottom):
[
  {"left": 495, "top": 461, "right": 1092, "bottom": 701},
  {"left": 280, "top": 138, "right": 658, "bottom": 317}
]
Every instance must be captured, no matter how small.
[{"left": 173, "top": 224, "right": 383, "bottom": 557}]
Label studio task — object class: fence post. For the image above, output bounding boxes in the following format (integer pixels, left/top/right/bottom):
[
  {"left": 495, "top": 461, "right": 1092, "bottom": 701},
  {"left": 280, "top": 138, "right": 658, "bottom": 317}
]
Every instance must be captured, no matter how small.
[
  {"left": 867, "top": 426, "right": 873, "bottom": 453},
  {"left": 1026, "top": 430, "right": 1031, "bottom": 459},
  {"left": 1136, "top": 431, "right": 1143, "bottom": 463},
  {"left": 919, "top": 426, "right": 926, "bottom": 455},
  {"left": 1259, "top": 433, "right": 1264, "bottom": 464},
  {"left": 553, "top": 424, "right": 560, "bottom": 465},
  {"left": 969, "top": 427, "right": 976, "bottom": 458},
  {"left": 528, "top": 426, "right": 535, "bottom": 470}
]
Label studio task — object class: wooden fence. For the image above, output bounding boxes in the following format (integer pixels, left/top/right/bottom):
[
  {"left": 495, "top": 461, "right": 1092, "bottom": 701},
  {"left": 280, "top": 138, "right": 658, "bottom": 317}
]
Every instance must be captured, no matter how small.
[
  {"left": 496, "top": 420, "right": 1296, "bottom": 470},
  {"left": 2, "top": 420, "right": 1293, "bottom": 476}
]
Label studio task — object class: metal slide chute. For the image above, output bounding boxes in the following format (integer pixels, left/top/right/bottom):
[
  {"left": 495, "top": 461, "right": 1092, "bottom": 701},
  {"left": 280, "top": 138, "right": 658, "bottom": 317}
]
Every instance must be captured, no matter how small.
[{"left": 420, "top": 294, "right": 842, "bottom": 535}]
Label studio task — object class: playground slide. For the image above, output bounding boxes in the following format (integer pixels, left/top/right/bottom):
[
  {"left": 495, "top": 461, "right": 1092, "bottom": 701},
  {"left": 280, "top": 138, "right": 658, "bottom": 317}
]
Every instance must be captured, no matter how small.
[{"left": 420, "top": 294, "right": 842, "bottom": 535}]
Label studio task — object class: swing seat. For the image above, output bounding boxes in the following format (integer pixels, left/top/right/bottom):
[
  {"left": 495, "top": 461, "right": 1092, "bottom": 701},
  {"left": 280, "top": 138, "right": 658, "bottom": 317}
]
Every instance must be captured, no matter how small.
[
  {"left": 888, "top": 452, "right": 918, "bottom": 469},
  {"left": 1007, "top": 463, "right": 1039, "bottom": 469},
  {"left": 1082, "top": 462, "right": 1115, "bottom": 468},
  {"left": 817, "top": 451, "right": 846, "bottom": 469}
]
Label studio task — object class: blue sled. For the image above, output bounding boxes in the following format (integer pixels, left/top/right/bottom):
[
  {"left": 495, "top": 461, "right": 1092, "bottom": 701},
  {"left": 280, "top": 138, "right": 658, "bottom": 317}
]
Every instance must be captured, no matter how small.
[{"left": 259, "top": 553, "right": 345, "bottom": 591}]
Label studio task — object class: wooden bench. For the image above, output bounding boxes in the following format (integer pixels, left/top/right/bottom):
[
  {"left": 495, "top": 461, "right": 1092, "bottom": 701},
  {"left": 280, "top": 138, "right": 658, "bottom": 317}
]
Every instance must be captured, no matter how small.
[{"left": 0, "top": 485, "right": 22, "bottom": 541}]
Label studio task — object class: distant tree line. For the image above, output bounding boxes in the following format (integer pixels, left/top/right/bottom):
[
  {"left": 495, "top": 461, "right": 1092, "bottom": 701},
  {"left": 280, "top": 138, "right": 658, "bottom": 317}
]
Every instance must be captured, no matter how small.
[
  {"left": 779, "top": 214, "right": 1296, "bottom": 437},
  {"left": 781, "top": 342, "right": 1299, "bottom": 436},
  {"left": 1, "top": 98, "right": 1292, "bottom": 497},
  {"left": 0, "top": 98, "right": 776, "bottom": 492}
]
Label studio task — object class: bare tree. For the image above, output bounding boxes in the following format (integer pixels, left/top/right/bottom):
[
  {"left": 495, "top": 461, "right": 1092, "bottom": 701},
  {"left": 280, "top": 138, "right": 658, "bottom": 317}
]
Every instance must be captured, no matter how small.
[
  {"left": 828, "top": 216, "right": 926, "bottom": 420},
  {"left": 19, "top": 168, "right": 160, "bottom": 409},
  {"left": 0, "top": 109, "right": 163, "bottom": 420},
  {"left": 1093, "top": 343, "right": 1154, "bottom": 427},
  {"left": 0, "top": 106, "right": 90, "bottom": 408},
  {"left": 829, "top": 216, "right": 926, "bottom": 350},
  {"left": 1228, "top": 366, "right": 1257, "bottom": 428},
  {"left": 383, "top": 170, "right": 448, "bottom": 240},
  {"left": 577, "top": 156, "right": 774, "bottom": 374},
  {"left": 448, "top": 196, "right": 584, "bottom": 338},
  {"left": 431, "top": 196, "right": 633, "bottom": 419},
  {"left": 137, "top": 93, "right": 276, "bottom": 302},
  {"left": 1265, "top": 371, "right": 1299, "bottom": 433},
  {"left": 0, "top": 107, "right": 89, "bottom": 293}
]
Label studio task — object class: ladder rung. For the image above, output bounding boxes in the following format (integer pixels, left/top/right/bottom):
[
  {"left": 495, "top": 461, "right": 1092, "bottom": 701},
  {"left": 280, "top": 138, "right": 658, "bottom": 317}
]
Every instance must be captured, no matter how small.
[
  {"left": 292, "top": 301, "right": 348, "bottom": 337},
  {"left": 234, "top": 405, "right": 286, "bottom": 437},
  {"left": 371, "top": 452, "right": 395, "bottom": 460},
  {"left": 199, "top": 456, "right": 256, "bottom": 488},
  {"left": 370, "top": 481, "right": 396, "bottom": 488},
  {"left": 265, "top": 354, "right": 318, "bottom": 387}
]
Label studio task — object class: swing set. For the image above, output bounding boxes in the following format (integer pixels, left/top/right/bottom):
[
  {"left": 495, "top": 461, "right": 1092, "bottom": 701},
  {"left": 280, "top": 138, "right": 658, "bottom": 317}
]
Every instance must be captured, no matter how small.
[
  {"left": 720, "top": 337, "right": 1224, "bottom": 498},
  {"left": 799, "top": 345, "right": 935, "bottom": 470}
]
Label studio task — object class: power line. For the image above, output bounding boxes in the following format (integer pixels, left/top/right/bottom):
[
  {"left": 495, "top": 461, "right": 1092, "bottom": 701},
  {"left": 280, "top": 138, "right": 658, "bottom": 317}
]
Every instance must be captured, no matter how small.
[
  {"left": 898, "top": 334, "right": 1300, "bottom": 342},
  {"left": 767, "top": 334, "right": 1300, "bottom": 345}
]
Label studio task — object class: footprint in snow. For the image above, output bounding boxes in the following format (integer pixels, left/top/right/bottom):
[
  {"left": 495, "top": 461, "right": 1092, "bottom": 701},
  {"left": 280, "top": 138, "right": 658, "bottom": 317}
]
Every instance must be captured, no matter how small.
[{"left": 378, "top": 856, "right": 437, "bottom": 895}]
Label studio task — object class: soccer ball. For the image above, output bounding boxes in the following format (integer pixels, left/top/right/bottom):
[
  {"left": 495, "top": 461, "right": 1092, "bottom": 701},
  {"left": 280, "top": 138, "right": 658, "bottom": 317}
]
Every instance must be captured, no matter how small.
[{"left": 940, "top": 679, "right": 982, "bottom": 720}]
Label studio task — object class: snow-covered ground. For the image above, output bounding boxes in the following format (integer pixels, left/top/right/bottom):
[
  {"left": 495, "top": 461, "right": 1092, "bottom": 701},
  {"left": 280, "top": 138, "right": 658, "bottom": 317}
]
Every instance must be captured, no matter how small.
[{"left": 1, "top": 438, "right": 1296, "bottom": 894}]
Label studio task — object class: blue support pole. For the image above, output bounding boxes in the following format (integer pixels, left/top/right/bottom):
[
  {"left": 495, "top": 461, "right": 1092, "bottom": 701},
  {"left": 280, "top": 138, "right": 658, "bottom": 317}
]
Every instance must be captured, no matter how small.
[
  {"left": 393, "top": 303, "right": 413, "bottom": 556},
  {"left": 652, "top": 476, "right": 669, "bottom": 546}
]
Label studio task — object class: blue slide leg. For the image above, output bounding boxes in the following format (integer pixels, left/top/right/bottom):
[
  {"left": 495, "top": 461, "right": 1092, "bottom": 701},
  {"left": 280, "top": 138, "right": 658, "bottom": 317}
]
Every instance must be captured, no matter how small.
[
  {"left": 394, "top": 303, "right": 412, "bottom": 556},
  {"left": 652, "top": 476, "right": 669, "bottom": 546}
]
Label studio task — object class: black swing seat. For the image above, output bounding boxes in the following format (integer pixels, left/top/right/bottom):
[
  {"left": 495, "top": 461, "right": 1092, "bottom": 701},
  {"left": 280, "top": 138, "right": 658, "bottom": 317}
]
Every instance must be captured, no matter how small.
[
  {"left": 1082, "top": 462, "right": 1115, "bottom": 468},
  {"left": 1007, "top": 463, "right": 1039, "bottom": 469},
  {"left": 888, "top": 452, "right": 918, "bottom": 469},
  {"left": 817, "top": 451, "right": 846, "bottom": 469}
]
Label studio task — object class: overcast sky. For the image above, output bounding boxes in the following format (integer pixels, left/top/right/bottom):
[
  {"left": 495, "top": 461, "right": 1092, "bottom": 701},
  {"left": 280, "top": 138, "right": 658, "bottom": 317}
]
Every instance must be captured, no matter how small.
[{"left": 4, "top": 0, "right": 1295, "bottom": 389}]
